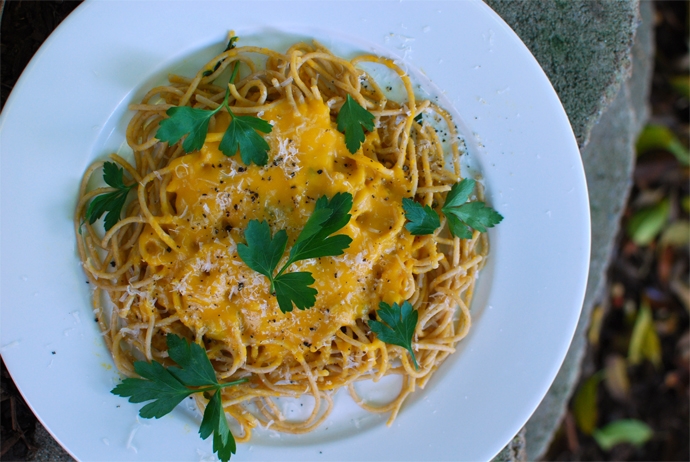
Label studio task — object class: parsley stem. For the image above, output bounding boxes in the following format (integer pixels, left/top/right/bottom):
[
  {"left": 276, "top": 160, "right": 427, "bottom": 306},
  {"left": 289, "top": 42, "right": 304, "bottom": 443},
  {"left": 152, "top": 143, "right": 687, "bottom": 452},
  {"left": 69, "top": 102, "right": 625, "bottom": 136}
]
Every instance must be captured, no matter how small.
[
  {"left": 229, "top": 61, "right": 240, "bottom": 85},
  {"left": 218, "top": 377, "right": 249, "bottom": 389},
  {"left": 193, "top": 378, "right": 249, "bottom": 394},
  {"left": 221, "top": 63, "right": 240, "bottom": 122},
  {"left": 273, "top": 261, "right": 292, "bottom": 280}
]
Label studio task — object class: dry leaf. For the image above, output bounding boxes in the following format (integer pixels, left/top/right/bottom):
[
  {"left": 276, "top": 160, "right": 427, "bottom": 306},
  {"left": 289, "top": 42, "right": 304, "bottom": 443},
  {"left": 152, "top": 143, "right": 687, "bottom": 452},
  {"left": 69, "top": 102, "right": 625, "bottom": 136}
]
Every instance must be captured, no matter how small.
[
  {"left": 628, "top": 302, "right": 662, "bottom": 368},
  {"left": 604, "top": 354, "right": 630, "bottom": 401}
]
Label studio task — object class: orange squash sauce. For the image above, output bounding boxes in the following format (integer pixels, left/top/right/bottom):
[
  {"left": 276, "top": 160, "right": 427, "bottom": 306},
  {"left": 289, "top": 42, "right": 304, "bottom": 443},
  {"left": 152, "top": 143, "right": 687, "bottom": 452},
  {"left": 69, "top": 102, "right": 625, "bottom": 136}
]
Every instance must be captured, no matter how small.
[{"left": 139, "top": 98, "right": 415, "bottom": 357}]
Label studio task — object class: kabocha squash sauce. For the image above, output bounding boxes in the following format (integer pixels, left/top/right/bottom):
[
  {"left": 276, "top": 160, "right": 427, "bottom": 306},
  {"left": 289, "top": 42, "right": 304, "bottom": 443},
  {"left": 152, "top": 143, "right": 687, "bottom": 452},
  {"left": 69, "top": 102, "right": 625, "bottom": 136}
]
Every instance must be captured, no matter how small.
[
  {"left": 142, "top": 98, "right": 414, "bottom": 355},
  {"left": 75, "top": 36, "right": 494, "bottom": 451}
]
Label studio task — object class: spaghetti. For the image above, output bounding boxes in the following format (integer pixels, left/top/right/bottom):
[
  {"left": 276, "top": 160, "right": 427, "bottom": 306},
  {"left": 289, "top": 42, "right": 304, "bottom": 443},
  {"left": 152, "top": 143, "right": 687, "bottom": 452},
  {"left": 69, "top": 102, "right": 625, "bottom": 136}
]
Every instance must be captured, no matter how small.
[{"left": 75, "top": 36, "right": 489, "bottom": 441}]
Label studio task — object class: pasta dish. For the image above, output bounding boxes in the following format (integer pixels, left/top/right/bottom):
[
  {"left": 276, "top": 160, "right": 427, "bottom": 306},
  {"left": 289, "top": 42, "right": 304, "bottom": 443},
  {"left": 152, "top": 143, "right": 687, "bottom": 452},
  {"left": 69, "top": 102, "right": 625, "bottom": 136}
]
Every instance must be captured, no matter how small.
[{"left": 75, "top": 35, "right": 495, "bottom": 446}]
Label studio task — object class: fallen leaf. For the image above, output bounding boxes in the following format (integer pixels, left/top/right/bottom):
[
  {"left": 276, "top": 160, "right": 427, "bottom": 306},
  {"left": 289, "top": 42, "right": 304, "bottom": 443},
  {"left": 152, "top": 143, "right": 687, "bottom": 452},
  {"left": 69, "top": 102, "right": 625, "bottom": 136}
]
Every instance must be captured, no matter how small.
[
  {"left": 628, "top": 301, "right": 662, "bottom": 368},
  {"left": 588, "top": 305, "right": 605, "bottom": 346},
  {"left": 592, "top": 419, "right": 653, "bottom": 451},
  {"left": 627, "top": 199, "right": 670, "bottom": 246},
  {"left": 636, "top": 124, "right": 689, "bottom": 166},
  {"left": 604, "top": 354, "right": 630, "bottom": 402},
  {"left": 573, "top": 372, "right": 603, "bottom": 435},
  {"left": 659, "top": 220, "right": 690, "bottom": 248}
]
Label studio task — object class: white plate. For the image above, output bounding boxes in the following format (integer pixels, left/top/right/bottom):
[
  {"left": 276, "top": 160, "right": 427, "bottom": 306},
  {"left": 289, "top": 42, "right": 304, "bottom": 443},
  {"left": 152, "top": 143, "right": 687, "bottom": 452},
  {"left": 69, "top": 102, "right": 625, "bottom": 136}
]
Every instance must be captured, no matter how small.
[{"left": 0, "top": 1, "right": 590, "bottom": 461}]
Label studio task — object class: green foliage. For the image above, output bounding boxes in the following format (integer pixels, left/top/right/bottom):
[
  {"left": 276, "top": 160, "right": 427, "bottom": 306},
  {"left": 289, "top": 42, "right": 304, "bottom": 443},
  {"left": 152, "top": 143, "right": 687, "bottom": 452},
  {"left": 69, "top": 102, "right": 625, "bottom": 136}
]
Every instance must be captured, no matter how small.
[
  {"left": 237, "top": 193, "right": 353, "bottom": 313},
  {"left": 402, "top": 198, "right": 441, "bottom": 235},
  {"left": 156, "top": 76, "right": 272, "bottom": 166},
  {"left": 219, "top": 113, "right": 272, "bottom": 166},
  {"left": 628, "top": 301, "right": 662, "bottom": 368},
  {"left": 85, "top": 162, "right": 136, "bottom": 231},
  {"left": 573, "top": 371, "right": 603, "bottom": 435},
  {"left": 111, "top": 334, "right": 248, "bottom": 461},
  {"left": 401, "top": 179, "right": 503, "bottom": 238},
  {"left": 593, "top": 419, "right": 653, "bottom": 451},
  {"left": 337, "top": 94, "right": 375, "bottom": 154},
  {"left": 236, "top": 220, "right": 288, "bottom": 280},
  {"left": 441, "top": 179, "right": 503, "bottom": 239},
  {"left": 626, "top": 199, "right": 670, "bottom": 246},
  {"left": 636, "top": 124, "right": 689, "bottom": 166},
  {"left": 368, "top": 300, "right": 419, "bottom": 369}
]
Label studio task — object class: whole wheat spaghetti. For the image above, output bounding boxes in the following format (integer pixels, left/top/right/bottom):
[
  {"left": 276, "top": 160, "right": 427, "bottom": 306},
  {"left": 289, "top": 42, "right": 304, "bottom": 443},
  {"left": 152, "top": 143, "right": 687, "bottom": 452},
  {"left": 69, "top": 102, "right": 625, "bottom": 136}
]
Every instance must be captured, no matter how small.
[{"left": 75, "top": 36, "right": 489, "bottom": 442}]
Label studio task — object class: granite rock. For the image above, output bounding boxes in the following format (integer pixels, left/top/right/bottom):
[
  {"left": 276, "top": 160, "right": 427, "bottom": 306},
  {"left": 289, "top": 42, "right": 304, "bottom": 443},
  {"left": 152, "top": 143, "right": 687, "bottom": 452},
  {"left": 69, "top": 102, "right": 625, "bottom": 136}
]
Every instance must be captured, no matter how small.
[{"left": 486, "top": 0, "right": 638, "bottom": 148}]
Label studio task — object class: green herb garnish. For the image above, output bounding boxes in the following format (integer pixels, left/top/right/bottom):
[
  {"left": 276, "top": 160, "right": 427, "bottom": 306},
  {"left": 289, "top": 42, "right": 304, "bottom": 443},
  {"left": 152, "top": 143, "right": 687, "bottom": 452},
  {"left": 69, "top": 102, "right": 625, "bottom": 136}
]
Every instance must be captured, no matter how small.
[
  {"left": 237, "top": 192, "right": 353, "bottom": 313},
  {"left": 402, "top": 197, "right": 440, "bottom": 235},
  {"left": 85, "top": 161, "right": 136, "bottom": 231},
  {"left": 337, "top": 94, "right": 375, "bottom": 154},
  {"left": 368, "top": 300, "right": 419, "bottom": 369},
  {"left": 111, "top": 334, "right": 248, "bottom": 462},
  {"left": 441, "top": 179, "right": 504, "bottom": 239},
  {"left": 156, "top": 66, "right": 272, "bottom": 166},
  {"left": 402, "top": 178, "right": 503, "bottom": 238}
]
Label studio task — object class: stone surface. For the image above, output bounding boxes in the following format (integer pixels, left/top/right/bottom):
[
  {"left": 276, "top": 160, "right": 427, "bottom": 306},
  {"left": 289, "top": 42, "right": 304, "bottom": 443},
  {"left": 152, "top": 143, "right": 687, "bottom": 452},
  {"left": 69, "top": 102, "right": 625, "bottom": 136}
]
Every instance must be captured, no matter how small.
[
  {"left": 30, "top": 423, "right": 74, "bottom": 462},
  {"left": 492, "top": 428, "right": 527, "bottom": 462},
  {"left": 486, "top": 0, "right": 638, "bottom": 148},
  {"left": 486, "top": 0, "right": 655, "bottom": 460}
]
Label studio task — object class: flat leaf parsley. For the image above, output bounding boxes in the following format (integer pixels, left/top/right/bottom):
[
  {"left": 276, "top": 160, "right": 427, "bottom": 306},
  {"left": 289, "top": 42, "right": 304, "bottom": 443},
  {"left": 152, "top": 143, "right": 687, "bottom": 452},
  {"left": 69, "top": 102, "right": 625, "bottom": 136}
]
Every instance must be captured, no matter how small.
[
  {"left": 368, "top": 300, "right": 419, "bottom": 370},
  {"left": 402, "top": 198, "right": 440, "bottom": 235},
  {"left": 237, "top": 192, "right": 353, "bottom": 313},
  {"left": 442, "top": 179, "right": 504, "bottom": 239},
  {"left": 85, "top": 161, "right": 136, "bottom": 231},
  {"left": 402, "top": 178, "right": 503, "bottom": 238},
  {"left": 156, "top": 65, "right": 272, "bottom": 166},
  {"left": 337, "top": 94, "right": 375, "bottom": 154},
  {"left": 111, "top": 334, "right": 248, "bottom": 462}
]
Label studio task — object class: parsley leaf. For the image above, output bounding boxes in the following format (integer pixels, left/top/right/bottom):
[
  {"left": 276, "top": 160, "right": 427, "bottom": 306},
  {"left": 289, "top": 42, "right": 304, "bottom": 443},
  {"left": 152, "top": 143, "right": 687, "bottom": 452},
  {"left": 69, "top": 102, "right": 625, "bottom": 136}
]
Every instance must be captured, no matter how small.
[
  {"left": 166, "top": 333, "right": 219, "bottom": 386},
  {"left": 441, "top": 179, "right": 504, "bottom": 239},
  {"left": 111, "top": 334, "right": 248, "bottom": 461},
  {"left": 158, "top": 106, "right": 219, "bottom": 153},
  {"left": 368, "top": 300, "right": 419, "bottom": 370},
  {"left": 219, "top": 114, "right": 272, "bottom": 166},
  {"left": 200, "top": 391, "right": 235, "bottom": 459},
  {"left": 273, "top": 272, "right": 318, "bottom": 312},
  {"left": 236, "top": 220, "right": 288, "bottom": 280},
  {"left": 112, "top": 360, "right": 192, "bottom": 419},
  {"left": 337, "top": 94, "right": 375, "bottom": 154},
  {"left": 237, "top": 192, "right": 353, "bottom": 313},
  {"left": 86, "top": 162, "right": 135, "bottom": 231},
  {"left": 402, "top": 198, "right": 441, "bottom": 235},
  {"left": 286, "top": 193, "right": 353, "bottom": 263},
  {"left": 156, "top": 73, "right": 272, "bottom": 166}
]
